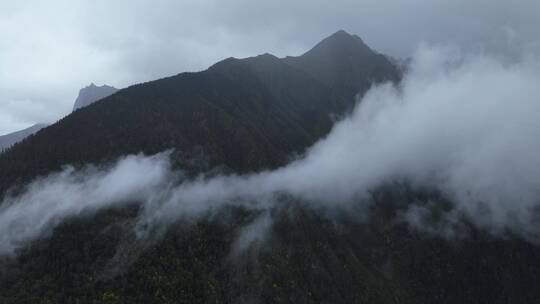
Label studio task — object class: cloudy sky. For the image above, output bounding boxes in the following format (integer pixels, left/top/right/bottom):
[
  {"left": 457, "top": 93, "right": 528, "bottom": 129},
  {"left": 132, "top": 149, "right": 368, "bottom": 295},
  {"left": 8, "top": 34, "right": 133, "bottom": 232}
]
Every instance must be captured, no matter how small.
[{"left": 1, "top": 0, "right": 540, "bottom": 135}]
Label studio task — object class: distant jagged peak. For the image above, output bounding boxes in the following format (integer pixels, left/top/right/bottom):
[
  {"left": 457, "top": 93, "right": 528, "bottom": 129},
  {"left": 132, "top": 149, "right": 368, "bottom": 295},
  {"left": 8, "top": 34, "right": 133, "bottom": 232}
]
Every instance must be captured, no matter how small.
[
  {"left": 85, "top": 82, "right": 113, "bottom": 89},
  {"left": 72, "top": 83, "right": 118, "bottom": 111}
]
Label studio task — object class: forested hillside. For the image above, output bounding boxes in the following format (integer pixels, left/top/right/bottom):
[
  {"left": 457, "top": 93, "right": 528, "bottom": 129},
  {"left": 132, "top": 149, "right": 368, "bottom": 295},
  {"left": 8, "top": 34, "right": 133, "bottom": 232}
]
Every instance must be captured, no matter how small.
[{"left": 1, "top": 31, "right": 539, "bottom": 304}]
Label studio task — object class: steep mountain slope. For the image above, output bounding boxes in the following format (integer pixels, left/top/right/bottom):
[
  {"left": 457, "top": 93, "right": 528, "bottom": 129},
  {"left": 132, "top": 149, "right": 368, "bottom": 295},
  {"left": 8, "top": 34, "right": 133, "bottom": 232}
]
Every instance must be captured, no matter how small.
[
  {"left": 0, "top": 123, "right": 48, "bottom": 152},
  {"left": 73, "top": 83, "right": 118, "bottom": 111}
]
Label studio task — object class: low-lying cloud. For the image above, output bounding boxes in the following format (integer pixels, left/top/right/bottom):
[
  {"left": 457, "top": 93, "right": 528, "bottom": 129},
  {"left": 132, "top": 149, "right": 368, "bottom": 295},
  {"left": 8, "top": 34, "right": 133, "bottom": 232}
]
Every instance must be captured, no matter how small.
[{"left": 1, "top": 46, "right": 540, "bottom": 255}]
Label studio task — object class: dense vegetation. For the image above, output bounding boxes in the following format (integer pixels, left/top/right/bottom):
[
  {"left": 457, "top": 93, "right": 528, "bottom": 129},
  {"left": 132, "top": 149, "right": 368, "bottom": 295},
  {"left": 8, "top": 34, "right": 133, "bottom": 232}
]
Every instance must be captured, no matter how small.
[{"left": 1, "top": 30, "right": 539, "bottom": 303}]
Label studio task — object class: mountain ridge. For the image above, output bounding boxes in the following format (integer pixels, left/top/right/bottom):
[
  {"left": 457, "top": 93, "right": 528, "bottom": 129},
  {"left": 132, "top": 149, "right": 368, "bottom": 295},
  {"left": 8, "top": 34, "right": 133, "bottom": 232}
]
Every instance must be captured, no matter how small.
[{"left": 0, "top": 30, "right": 400, "bottom": 194}]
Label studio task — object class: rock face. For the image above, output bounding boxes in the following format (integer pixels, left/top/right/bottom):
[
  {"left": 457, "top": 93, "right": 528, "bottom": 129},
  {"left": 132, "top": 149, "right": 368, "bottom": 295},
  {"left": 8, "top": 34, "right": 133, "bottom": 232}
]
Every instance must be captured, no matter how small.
[
  {"left": 0, "top": 123, "right": 48, "bottom": 152},
  {"left": 72, "top": 83, "right": 118, "bottom": 111}
]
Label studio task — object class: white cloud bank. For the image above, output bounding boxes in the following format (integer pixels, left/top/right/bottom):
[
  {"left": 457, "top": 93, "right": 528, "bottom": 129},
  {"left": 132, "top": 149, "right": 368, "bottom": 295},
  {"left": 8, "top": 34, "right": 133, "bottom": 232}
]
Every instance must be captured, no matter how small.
[{"left": 1, "top": 47, "right": 540, "bottom": 255}]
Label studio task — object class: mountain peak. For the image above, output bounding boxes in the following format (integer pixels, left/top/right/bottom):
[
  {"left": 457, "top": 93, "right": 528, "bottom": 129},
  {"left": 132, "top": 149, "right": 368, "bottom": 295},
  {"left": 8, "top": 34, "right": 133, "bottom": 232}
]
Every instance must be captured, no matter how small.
[
  {"left": 282, "top": 30, "right": 400, "bottom": 97},
  {"left": 329, "top": 29, "right": 354, "bottom": 39},
  {"left": 73, "top": 83, "right": 118, "bottom": 111},
  {"left": 305, "top": 30, "right": 371, "bottom": 58}
]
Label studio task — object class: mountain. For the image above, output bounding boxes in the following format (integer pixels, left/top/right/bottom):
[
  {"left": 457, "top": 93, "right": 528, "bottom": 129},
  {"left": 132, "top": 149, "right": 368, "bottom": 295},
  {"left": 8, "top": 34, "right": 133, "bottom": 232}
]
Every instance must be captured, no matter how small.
[
  {"left": 72, "top": 83, "right": 118, "bottom": 111},
  {"left": 0, "top": 123, "right": 48, "bottom": 152},
  {"left": 1, "top": 31, "right": 538, "bottom": 303},
  {"left": 0, "top": 83, "right": 118, "bottom": 154},
  {"left": 284, "top": 30, "right": 400, "bottom": 105},
  {"left": 0, "top": 31, "right": 399, "bottom": 193}
]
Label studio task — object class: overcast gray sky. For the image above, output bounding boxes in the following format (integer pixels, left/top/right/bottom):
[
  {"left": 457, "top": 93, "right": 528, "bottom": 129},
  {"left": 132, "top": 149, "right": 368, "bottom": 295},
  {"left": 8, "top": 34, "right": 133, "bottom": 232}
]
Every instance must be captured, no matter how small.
[{"left": 1, "top": 0, "right": 540, "bottom": 135}]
